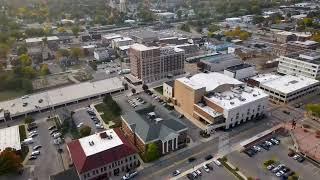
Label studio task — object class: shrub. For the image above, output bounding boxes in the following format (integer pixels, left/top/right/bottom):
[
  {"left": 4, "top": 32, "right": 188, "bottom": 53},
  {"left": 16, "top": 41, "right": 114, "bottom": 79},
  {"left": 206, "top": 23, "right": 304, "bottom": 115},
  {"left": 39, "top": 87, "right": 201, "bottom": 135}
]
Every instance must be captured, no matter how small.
[
  {"left": 24, "top": 116, "right": 34, "bottom": 124},
  {"left": 79, "top": 125, "right": 91, "bottom": 137},
  {"left": 264, "top": 159, "right": 276, "bottom": 166},
  {"left": 221, "top": 156, "right": 228, "bottom": 162}
]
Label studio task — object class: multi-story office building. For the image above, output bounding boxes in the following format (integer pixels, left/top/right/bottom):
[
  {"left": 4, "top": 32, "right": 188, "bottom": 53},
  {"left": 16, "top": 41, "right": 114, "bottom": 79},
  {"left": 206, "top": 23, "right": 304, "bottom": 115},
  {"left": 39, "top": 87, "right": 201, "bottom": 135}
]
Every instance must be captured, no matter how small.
[
  {"left": 67, "top": 129, "right": 139, "bottom": 180},
  {"left": 249, "top": 74, "right": 319, "bottom": 104},
  {"left": 277, "top": 50, "right": 320, "bottom": 79},
  {"left": 129, "top": 43, "right": 185, "bottom": 83},
  {"left": 174, "top": 73, "right": 269, "bottom": 131}
]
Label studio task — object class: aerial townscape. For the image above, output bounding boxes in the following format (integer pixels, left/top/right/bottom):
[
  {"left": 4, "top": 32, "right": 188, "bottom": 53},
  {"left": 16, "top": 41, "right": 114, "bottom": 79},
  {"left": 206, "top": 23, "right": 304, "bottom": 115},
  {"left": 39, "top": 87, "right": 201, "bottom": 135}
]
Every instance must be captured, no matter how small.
[{"left": 2, "top": 0, "right": 320, "bottom": 180}]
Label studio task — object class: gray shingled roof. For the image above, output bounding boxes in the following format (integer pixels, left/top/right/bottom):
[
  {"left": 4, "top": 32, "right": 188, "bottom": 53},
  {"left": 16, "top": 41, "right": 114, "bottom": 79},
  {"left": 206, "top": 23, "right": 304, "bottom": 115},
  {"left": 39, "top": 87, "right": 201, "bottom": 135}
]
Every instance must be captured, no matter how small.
[{"left": 122, "top": 107, "right": 187, "bottom": 143}]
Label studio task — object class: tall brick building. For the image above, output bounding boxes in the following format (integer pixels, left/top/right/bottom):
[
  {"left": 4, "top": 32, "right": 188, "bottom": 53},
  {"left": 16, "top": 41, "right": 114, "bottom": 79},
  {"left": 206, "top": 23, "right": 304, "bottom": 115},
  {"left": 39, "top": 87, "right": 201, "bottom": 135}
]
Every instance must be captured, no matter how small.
[{"left": 129, "top": 43, "right": 185, "bottom": 83}]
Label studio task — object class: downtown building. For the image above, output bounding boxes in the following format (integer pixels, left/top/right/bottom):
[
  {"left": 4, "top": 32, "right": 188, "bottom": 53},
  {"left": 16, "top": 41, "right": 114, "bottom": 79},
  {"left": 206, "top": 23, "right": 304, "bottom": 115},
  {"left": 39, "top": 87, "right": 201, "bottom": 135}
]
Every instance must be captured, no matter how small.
[
  {"left": 174, "top": 73, "right": 269, "bottom": 131},
  {"left": 128, "top": 43, "right": 185, "bottom": 83},
  {"left": 277, "top": 50, "right": 320, "bottom": 79},
  {"left": 67, "top": 129, "right": 139, "bottom": 180}
]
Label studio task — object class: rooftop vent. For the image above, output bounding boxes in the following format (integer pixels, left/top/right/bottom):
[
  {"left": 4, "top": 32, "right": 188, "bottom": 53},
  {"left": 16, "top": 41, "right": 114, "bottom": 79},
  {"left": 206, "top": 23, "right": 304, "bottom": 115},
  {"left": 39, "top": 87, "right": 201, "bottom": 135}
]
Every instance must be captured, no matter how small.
[
  {"left": 100, "top": 132, "right": 107, "bottom": 139},
  {"left": 230, "top": 102, "right": 235, "bottom": 105},
  {"left": 253, "top": 94, "right": 257, "bottom": 97},
  {"left": 89, "top": 141, "right": 95, "bottom": 146}
]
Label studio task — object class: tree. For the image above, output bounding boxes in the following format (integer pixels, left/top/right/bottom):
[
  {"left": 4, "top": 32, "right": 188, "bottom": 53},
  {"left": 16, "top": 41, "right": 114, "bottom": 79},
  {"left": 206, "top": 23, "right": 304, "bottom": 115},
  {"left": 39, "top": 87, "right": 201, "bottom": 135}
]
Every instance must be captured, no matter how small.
[
  {"left": 0, "top": 43, "right": 10, "bottom": 58},
  {"left": 142, "top": 84, "right": 149, "bottom": 91},
  {"left": 56, "top": 48, "right": 70, "bottom": 58},
  {"left": 180, "top": 23, "right": 190, "bottom": 32},
  {"left": 103, "top": 94, "right": 121, "bottom": 116},
  {"left": 17, "top": 45, "right": 27, "bottom": 56},
  {"left": 208, "top": 24, "right": 220, "bottom": 32},
  {"left": 18, "top": 54, "right": 32, "bottom": 66},
  {"left": 21, "top": 66, "right": 37, "bottom": 79},
  {"left": 24, "top": 116, "right": 34, "bottom": 124},
  {"left": 239, "top": 31, "right": 250, "bottom": 40},
  {"left": 71, "top": 26, "right": 80, "bottom": 37},
  {"left": 252, "top": 15, "right": 265, "bottom": 24},
  {"left": 144, "top": 143, "right": 160, "bottom": 162},
  {"left": 131, "top": 88, "right": 136, "bottom": 94},
  {"left": 40, "top": 64, "right": 50, "bottom": 76},
  {"left": 57, "top": 27, "right": 66, "bottom": 33},
  {"left": 0, "top": 148, "right": 23, "bottom": 175},
  {"left": 79, "top": 125, "right": 91, "bottom": 137},
  {"left": 70, "top": 47, "right": 84, "bottom": 60}
]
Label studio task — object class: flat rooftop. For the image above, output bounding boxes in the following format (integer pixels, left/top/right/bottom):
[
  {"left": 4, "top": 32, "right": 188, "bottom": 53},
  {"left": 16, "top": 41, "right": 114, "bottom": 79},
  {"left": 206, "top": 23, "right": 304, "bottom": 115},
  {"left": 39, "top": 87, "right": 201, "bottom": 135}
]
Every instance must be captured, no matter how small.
[
  {"left": 259, "top": 74, "right": 319, "bottom": 94},
  {"left": 102, "top": 34, "right": 122, "bottom": 40},
  {"left": 207, "top": 86, "right": 268, "bottom": 110},
  {"left": 226, "top": 64, "right": 253, "bottom": 72},
  {"left": 0, "top": 77, "right": 124, "bottom": 119},
  {"left": 176, "top": 72, "right": 243, "bottom": 91},
  {"left": 284, "top": 50, "right": 320, "bottom": 64},
  {"left": 200, "top": 54, "right": 242, "bottom": 64},
  {"left": 0, "top": 125, "right": 21, "bottom": 152},
  {"left": 79, "top": 129, "right": 122, "bottom": 156},
  {"left": 130, "top": 43, "right": 159, "bottom": 51},
  {"left": 25, "top": 36, "right": 59, "bottom": 43}
]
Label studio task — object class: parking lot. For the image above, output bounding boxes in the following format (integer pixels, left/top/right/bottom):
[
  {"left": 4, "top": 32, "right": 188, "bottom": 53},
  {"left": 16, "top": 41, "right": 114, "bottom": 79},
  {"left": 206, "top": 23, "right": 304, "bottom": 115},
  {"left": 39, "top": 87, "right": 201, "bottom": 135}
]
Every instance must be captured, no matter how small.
[
  {"left": 178, "top": 161, "right": 235, "bottom": 180},
  {"left": 23, "top": 118, "right": 66, "bottom": 180},
  {"left": 227, "top": 137, "right": 320, "bottom": 180},
  {"left": 72, "top": 107, "right": 105, "bottom": 133}
]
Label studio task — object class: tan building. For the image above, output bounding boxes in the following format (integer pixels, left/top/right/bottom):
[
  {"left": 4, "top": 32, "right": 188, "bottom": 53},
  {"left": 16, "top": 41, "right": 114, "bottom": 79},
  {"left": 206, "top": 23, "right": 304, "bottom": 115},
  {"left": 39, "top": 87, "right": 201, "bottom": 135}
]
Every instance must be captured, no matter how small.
[
  {"left": 174, "top": 73, "right": 269, "bottom": 131},
  {"left": 129, "top": 44, "right": 185, "bottom": 83}
]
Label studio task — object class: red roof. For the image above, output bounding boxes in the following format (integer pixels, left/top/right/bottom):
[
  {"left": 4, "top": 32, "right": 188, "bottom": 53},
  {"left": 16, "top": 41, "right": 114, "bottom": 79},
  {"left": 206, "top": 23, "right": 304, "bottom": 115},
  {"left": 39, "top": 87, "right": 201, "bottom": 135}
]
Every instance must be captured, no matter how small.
[{"left": 67, "top": 128, "right": 137, "bottom": 174}]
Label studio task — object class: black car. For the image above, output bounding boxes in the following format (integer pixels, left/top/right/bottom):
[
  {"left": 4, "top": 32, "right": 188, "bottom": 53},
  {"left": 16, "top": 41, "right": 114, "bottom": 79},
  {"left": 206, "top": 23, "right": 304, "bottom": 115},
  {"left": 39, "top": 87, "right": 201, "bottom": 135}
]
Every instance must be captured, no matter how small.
[
  {"left": 205, "top": 155, "right": 213, "bottom": 160},
  {"left": 27, "top": 126, "right": 37, "bottom": 131},
  {"left": 48, "top": 125, "right": 56, "bottom": 130},
  {"left": 244, "top": 149, "right": 255, "bottom": 157},
  {"left": 188, "top": 157, "right": 196, "bottom": 163},
  {"left": 205, "top": 163, "right": 213, "bottom": 170},
  {"left": 297, "top": 156, "right": 305, "bottom": 162},
  {"left": 260, "top": 143, "right": 270, "bottom": 150},
  {"left": 186, "top": 173, "right": 194, "bottom": 180},
  {"left": 50, "top": 129, "right": 59, "bottom": 135}
]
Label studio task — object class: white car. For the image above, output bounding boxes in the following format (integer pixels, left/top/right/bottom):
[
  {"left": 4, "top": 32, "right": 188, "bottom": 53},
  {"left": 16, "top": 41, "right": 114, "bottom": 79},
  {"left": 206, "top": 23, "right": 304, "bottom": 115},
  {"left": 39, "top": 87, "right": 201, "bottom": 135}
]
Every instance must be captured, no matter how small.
[
  {"left": 203, "top": 165, "right": 210, "bottom": 172},
  {"left": 213, "top": 159, "right": 222, "bottom": 166},
  {"left": 31, "top": 150, "right": 40, "bottom": 156},
  {"left": 53, "top": 138, "right": 62, "bottom": 145},
  {"left": 28, "top": 133, "right": 38, "bottom": 138},
  {"left": 265, "top": 141, "right": 273, "bottom": 146},
  {"left": 195, "top": 169, "right": 202, "bottom": 176},
  {"left": 29, "top": 130, "right": 37, "bottom": 135},
  {"left": 122, "top": 171, "right": 138, "bottom": 180},
  {"left": 276, "top": 170, "right": 284, "bottom": 177},
  {"left": 172, "top": 170, "right": 181, "bottom": 176},
  {"left": 293, "top": 154, "right": 300, "bottom": 160},
  {"left": 253, "top": 145, "right": 262, "bottom": 152},
  {"left": 77, "top": 123, "right": 84, "bottom": 128}
]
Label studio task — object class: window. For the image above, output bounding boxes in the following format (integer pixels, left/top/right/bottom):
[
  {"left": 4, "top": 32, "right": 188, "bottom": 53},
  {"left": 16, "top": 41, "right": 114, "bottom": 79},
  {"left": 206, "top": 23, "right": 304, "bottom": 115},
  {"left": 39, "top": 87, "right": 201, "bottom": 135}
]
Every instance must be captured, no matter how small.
[
  {"left": 84, "top": 174, "right": 87, "bottom": 178},
  {"left": 134, "top": 155, "right": 136, "bottom": 159},
  {"left": 93, "top": 171, "right": 96, "bottom": 175}
]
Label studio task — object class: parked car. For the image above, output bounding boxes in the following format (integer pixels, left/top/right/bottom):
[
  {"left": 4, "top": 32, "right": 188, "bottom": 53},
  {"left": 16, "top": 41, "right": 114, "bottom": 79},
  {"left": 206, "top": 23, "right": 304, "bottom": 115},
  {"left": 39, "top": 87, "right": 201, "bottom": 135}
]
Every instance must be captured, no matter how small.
[
  {"left": 77, "top": 123, "right": 84, "bottom": 128},
  {"left": 267, "top": 164, "right": 275, "bottom": 170},
  {"left": 122, "top": 171, "right": 138, "bottom": 180},
  {"left": 270, "top": 138, "right": 279, "bottom": 145},
  {"left": 205, "top": 154, "right": 213, "bottom": 160},
  {"left": 191, "top": 172, "right": 198, "bottom": 178},
  {"left": 48, "top": 126, "right": 56, "bottom": 130},
  {"left": 293, "top": 154, "right": 300, "bottom": 160},
  {"left": 31, "top": 150, "right": 40, "bottom": 156},
  {"left": 253, "top": 145, "right": 262, "bottom": 152},
  {"left": 50, "top": 129, "right": 59, "bottom": 135},
  {"left": 265, "top": 141, "right": 273, "bottom": 146},
  {"left": 297, "top": 156, "right": 305, "bottom": 163},
  {"left": 206, "top": 163, "right": 213, "bottom": 170},
  {"left": 28, "top": 133, "right": 38, "bottom": 138},
  {"left": 172, "top": 170, "right": 181, "bottom": 176},
  {"left": 53, "top": 133, "right": 62, "bottom": 139},
  {"left": 203, "top": 165, "right": 210, "bottom": 172},
  {"left": 188, "top": 157, "right": 196, "bottom": 162},
  {"left": 272, "top": 164, "right": 285, "bottom": 173},
  {"left": 276, "top": 170, "right": 285, "bottom": 177},
  {"left": 33, "top": 145, "right": 42, "bottom": 150},
  {"left": 186, "top": 173, "right": 194, "bottom": 180},
  {"left": 260, "top": 143, "right": 270, "bottom": 150},
  {"left": 29, "top": 156, "right": 37, "bottom": 160},
  {"left": 213, "top": 159, "right": 222, "bottom": 166},
  {"left": 53, "top": 138, "right": 62, "bottom": 145},
  {"left": 195, "top": 169, "right": 202, "bottom": 176}
]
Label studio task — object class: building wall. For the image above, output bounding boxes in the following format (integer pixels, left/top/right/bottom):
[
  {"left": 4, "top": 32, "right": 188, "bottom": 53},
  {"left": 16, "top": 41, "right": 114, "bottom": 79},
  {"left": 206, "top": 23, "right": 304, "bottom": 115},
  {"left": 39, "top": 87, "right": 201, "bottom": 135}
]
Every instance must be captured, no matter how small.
[
  {"left": 163, "top": 83, "right": 173, "bottom": 99},
  {"left": 224, "top": 66, "right": 256, "bottom": 80},
  {"left": 223, "top": 97, "right": 269, "bottom": 129},
  {"left": 174, "top": 80, "right": 206, "bottom": 116},
  {"left": 80, "top": 154, "right": 139, "bottom": 180},
  {"left": 277, "top": 56, "right": 320, "bottom": 79}
]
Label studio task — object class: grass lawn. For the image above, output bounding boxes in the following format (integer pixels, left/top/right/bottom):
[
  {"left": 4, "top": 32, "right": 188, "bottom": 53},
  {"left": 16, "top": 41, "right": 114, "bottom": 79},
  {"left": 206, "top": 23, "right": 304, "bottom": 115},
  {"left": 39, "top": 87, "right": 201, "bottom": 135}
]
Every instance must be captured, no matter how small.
[
  {"left": 95, "top": 103, "right": 121, "bottom": 128},
  {"left": 0, "top": 90, "right": 27, "bottom": 101},
  {"left": 154, "top": 86, "right": 163, "bottom": 95}
]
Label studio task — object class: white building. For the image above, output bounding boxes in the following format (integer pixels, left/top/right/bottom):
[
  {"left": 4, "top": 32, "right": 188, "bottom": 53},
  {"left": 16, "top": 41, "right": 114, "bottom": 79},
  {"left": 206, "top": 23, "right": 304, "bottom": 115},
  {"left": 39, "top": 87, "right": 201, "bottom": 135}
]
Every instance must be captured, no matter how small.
[
  {"left": 277, "top": 51, "right": 320, "bottom": 79},
  {"left": 0, "top": 125, "right": 21, "bottom": 152},
  {"left": 250, "top": 74, "right": 320, "bottom": 103},
  {"left": 224, "top": 64, "right": 256, "bottom": 80},
  {"left": 67, "top": 129, "right": 139, "bottom": 180},
  {"left": 102, "top": 34, "right": 122, "bottom": 45},
  {"left": 111, "top": 37, "right": 134, "bottom": 50},
  {"left": 163, "top": 80, "right": 174, "bottom": 99},
  {"left": 174, "top": 73, "right": 269, "bottom": 131},
  {"left": 94, "top": 48, "right": 110, "bottom": 61}
]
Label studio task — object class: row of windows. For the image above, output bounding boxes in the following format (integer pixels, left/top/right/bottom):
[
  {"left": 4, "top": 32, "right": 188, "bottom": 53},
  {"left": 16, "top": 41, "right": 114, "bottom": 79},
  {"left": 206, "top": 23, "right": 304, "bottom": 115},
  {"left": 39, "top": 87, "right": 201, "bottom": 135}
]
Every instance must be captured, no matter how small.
[{"left": 83, "top": 155, "right": 137, "bottom": 179}]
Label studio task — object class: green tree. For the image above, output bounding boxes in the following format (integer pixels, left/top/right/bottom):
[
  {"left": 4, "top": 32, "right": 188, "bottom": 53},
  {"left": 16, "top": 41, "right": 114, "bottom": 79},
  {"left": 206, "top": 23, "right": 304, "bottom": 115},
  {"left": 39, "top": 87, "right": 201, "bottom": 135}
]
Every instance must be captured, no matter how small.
[
  {"left": 103, "top": 94, "right": 121, "bottom": 116},
  {"left": 208, "top": 24, "right": 220, "bottom": 32},
  {"left": 144, "top": 143, "right": 160, "bottom": 162},
  {"left": 71, "top": 26, "right": 80, "bottom": 37},
  {"left": 70, "top": 47, "right": 84, "bottom": 60},
  {"left": 79, "top": 125, "right": 91, "bottom": 137},
  {"left": 17, "top": 45, "right": 28, "bottom": 56},
  {"left": 18, "top": 54, "right": 32, "bottom": 66},
  {"left": 24, "top": 116, "right": 34, "bottom": 124},
  {"left": 57, "top": 27, "right": 66, "bottom": 33},
  {"left": 40, "top": 64, "right": 50, "bottom": 76},
  {"left": 21, "top": 66, "right": 37, "bottom": 79},
  {"left": 0, "top": 43, "right": 10, "bottom": 58},
  {"left": 56, "top": 48, "right": 70, "bottom": 58},
  {"left": 0, "top": 148, "right": 23, "bottom": 175}
]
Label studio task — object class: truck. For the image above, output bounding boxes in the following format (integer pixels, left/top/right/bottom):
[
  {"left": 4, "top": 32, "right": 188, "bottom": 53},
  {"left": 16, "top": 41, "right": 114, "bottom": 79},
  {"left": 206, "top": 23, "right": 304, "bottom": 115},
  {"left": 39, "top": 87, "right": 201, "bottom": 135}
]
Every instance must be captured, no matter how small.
[{"left": 22, "top": 138, "right": 34, "bottom": 145}]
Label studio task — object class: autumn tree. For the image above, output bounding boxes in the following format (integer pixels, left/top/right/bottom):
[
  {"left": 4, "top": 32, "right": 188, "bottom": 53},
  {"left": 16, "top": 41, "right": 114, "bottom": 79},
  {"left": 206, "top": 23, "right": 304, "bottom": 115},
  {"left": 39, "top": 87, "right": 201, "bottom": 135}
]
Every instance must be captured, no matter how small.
[
  {"left": 0, "top": 148, "right": 23, "bottom": 175},
  {"left": 40, "top": 64, "right": 50, "bottom": 76},
  {"left": 70, "top": 47, "right": 84, "bottom": 60}
]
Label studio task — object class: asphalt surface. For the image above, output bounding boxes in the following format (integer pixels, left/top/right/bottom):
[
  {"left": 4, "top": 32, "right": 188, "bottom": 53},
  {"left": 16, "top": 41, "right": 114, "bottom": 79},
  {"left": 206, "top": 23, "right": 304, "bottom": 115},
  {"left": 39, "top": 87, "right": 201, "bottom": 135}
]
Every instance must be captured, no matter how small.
[
  {"left": 73, "top": 108, "right": 104, "bottom": 133},
  {"left": 228, "top": 142, "right": 320, "bottom": 180}
]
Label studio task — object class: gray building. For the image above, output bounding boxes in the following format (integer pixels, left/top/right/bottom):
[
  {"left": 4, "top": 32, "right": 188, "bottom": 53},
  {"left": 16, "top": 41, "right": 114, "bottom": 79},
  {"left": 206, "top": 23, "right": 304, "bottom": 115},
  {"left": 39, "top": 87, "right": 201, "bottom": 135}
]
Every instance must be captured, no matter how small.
[{"left": 200, "top": 54, "right": 243, "bottom": 72}]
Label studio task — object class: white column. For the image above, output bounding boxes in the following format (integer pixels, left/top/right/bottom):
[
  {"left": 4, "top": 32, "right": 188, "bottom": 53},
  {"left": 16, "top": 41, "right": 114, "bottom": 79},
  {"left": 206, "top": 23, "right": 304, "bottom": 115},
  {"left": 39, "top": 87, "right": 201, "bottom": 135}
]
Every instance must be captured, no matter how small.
[
  {"left": 162, "top": 141, "right": 165, "bottom": 154},
  {"left": 171, "top": 138, "right": 174, "bottom": 151},
  {"left": 175, "top": 137, "right": 178, "bottom": 149},
  {"left": 166, "top": 140, "right": 169, "bottom": 153}
]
